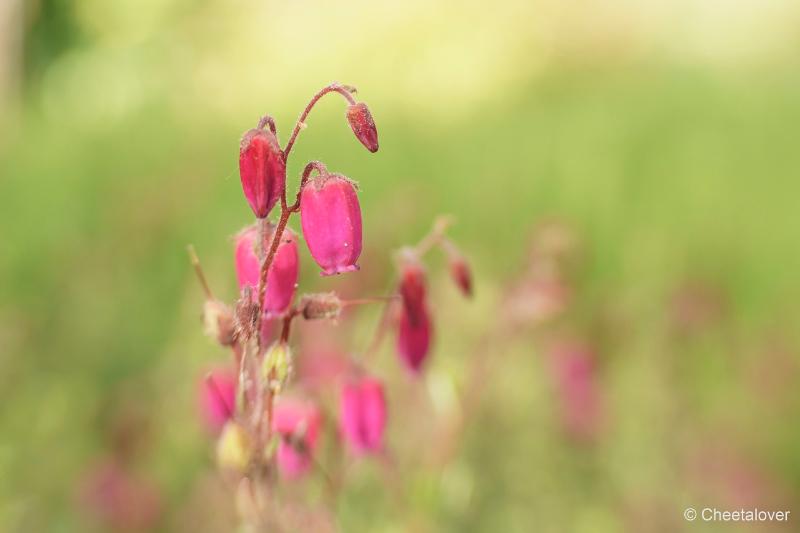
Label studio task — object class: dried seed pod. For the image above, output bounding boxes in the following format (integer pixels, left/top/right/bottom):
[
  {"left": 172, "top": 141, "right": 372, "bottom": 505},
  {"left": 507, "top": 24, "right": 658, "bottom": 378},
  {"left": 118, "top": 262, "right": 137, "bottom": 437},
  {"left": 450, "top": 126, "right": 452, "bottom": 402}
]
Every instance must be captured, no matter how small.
[
  {"left": 203, "top": 300, "right": 236, "bottom": 346},
  {"left": 298, "top": 292, "right": 343, "bottom": 320}
]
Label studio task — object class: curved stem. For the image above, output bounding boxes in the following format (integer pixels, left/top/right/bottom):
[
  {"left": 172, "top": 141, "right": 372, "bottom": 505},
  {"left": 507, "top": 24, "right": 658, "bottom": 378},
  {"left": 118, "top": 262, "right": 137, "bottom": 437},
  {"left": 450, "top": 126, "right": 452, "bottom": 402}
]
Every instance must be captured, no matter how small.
[
  {"left": 282, "top": 83, "right": 357, "bottom": 161},
  {"left": 289, "top": 160, "right": 326, "bottom": 211},
  {"left": 257, "top": 115, "right": 277, "bottom": 135}
]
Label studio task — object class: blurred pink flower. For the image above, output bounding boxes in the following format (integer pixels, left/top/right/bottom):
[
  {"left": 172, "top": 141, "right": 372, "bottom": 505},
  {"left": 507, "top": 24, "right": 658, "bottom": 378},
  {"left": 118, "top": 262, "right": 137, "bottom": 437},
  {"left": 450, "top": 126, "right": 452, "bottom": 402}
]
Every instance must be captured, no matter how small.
[
  {"left": 548, "top": 341, "right": 603, "bottom": 442},
  {"left": 273, "top": 399, "right": 323, "bottom": 479},
  {"left": 339, "top": 375, "right": 387, "bottom": 455},
  {"left": 198, "top": 367, "right": 236, "bottom": 434},
  {"left": 235, "top": 224, "right": 299, "bottom": 317},
  {"left": 77, "top": 459, "right": 161, "bottom": 531}
]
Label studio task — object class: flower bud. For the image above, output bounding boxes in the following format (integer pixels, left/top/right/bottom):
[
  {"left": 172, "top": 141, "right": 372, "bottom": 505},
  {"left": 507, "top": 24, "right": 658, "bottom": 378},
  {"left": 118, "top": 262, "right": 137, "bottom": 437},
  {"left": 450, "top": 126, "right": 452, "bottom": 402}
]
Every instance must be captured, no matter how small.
[
  {"left": 239, "top": 128, "right": 285, "bottom": 218},
  {"left": 261, "top": 342, "right": 292, "bottom": 393},
  {"left": 399, "top": 258, "right": 427, "bottom": 326},
  {"left": 396, "top": 304, "right": 433, "bottom": 373},
  {"left": 203, "top": 299, "right": 236, "bottom": 346},
  {"left": 199, "top": 368, "right": 237, "bottom": 433},
  {"left": 346, "top": 102, "right": 379, "bottom": 153},
  {"left": 216, "top": 421, "right": 251, "bottom": 473},
  {"left": 273, "top": 400, "right": 322, "bottom": 479},
  {"left": 339, "top": 376, "right": 387, "bottom": 455},
  {"left": 234, "top": 224, "right": 299, "bottom": 317},
  {"left": 298, "top": 292, "right": 343, "bottom": 320},
  {"left": 448, "top": 254, "right": 472, "bottom": 298},
  {"left": 549, "top": 342, "right": 603, "bottom": 442},
  {"left": 300, "top": 174, "right": 362, "bottom": 276}
]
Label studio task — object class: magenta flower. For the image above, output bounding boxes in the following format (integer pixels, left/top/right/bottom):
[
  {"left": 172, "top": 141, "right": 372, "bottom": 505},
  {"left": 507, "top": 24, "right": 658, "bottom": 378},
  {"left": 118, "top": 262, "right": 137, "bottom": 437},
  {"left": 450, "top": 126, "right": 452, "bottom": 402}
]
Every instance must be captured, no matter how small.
[
  {"left": 300, "top": 173, "right": 362, "bottom": 276},
  {"left": 346, "top": 103, "right": 379, "bottom": 153},
  {"left": 549, "top": 342, "right": 603, "bottom": 442},
  {"left": 399, "top": 260, "right": 427, "bottom": 326},
  {"left": 198, "top": 368, "right": 236, "bottom": 434},
  {"left": 339, "top": 376, "right": 387, "bottom": 455},
  {"left": 396, "top": 304, "right": 433, "bottom": 373},
  {"left": 239, "top": 128, "right": 286, "bottom": 218},
  {"left": 273, "top": 400, "right": 322, "bottom": 479},
  {"left": 234, "top": 224, "right": 299, "bottom": 317}
]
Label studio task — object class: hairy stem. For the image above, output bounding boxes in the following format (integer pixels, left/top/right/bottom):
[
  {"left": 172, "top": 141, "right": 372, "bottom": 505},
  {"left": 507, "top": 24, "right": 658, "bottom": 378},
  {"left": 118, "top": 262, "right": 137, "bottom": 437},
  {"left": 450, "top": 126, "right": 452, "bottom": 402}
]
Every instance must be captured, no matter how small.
[{"left": 282, "top": 83, "right": 357, "bottom": 160}]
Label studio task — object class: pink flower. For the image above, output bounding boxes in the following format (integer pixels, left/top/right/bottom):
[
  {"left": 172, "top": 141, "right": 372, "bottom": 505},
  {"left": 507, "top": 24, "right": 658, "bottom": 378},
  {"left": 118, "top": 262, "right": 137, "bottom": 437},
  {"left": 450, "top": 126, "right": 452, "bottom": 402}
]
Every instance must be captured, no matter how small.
[
  {"left": 77, "top": 459, "right": 162, "bottom": 531},
  {"left": 396, "top": 304, "right": 433, "bottom": 373},
  {"left": 300, "top": 173, "right": 362, "bottom": 276},
  {"left": 234, "top": 224, "right": 299, "bottom": 317},
  {"left": 239, "top": 128, "right": 285, "bottom": 218},
  {"left": 339, "top": 376, "right": 387, "bottom": 455},
  {"left": 399, "top": 260, "right": 427, "bottom": 326},
  {"left": 549, "top": 342, "right": 603, "bottom": 442},
  {"left": 346, "top": 102, "right": 379, "bottom": 153},
  {"left": 198, "top": 368, "right": 236, "bottom": 434},
  {"left": 273, "top": 400, "right": 322, "bottom": 479}
]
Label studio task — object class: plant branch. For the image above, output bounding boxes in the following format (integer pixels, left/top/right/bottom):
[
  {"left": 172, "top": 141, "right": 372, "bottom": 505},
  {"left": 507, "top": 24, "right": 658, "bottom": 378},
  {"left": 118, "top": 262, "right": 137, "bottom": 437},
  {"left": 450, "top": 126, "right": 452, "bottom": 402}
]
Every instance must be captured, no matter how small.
[
  {"left": 187, "top": 245, "right": 213, "bottom": 299},
  {"left": 282, "top": 83, "right": 357, "bottom": 160}
]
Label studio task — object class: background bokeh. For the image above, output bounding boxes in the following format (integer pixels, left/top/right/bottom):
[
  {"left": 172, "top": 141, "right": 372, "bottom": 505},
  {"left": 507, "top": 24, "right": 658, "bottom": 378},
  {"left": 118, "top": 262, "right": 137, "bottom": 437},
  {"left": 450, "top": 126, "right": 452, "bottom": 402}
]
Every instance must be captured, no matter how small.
[{"left": 2, "top": 0, "right": 800, "bottom": 531}]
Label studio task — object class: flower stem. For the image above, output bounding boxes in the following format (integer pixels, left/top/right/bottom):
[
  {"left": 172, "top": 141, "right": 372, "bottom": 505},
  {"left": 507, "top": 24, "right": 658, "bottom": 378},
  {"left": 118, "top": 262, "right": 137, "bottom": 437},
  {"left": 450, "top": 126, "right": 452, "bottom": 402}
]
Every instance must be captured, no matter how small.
[{"left": 282, "top": 83, "right": 357, "bottom": 160}]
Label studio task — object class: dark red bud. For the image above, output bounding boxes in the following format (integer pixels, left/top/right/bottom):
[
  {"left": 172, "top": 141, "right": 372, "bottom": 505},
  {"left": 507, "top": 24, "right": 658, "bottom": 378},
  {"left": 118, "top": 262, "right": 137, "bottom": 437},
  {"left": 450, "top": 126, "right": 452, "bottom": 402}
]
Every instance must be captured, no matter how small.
[
  {"left": 449, "top": 254, "right": 472, "bottom": 298},
  {"left": 399, "top": 260, "right": 427, "bottom": 327},
  {"left": 239, "top": 128, "right": 286, "bottom": 218},
  {"left": 396, "top": 304, "right": 433, "bottom": 373},
  {"left": 346, "top": 103, "right": 379, "bottom": 153}
]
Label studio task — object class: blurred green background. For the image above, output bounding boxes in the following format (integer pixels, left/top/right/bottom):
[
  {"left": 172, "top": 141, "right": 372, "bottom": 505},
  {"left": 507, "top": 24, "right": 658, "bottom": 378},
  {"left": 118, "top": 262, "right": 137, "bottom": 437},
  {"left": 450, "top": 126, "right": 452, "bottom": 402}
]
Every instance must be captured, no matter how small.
[{"left": 2, "top": 0, "right": 800, "bottom": 531}]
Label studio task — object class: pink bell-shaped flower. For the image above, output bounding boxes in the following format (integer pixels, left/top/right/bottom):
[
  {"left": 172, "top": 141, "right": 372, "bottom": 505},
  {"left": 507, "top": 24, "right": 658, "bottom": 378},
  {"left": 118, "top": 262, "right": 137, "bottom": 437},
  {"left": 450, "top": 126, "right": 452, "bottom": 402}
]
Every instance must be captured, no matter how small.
[
  {"left": 548, "top": 342, "right": 603, "bottom": 442},
  {"left": 300, "top": 173, "right": 362, "bottom": 276},
  {"left": 239, "top": 128, "right": 285, "bottom": 218},
  {"left": 396, "top": 304, "right": 433, "bottom": 373},
  {"left": 273, "top": 400, "right": 322, "bottom": 479},
  {"left": 234, "top": 224, "right": 299, "bottom": 317},
  {"left": 346, "top": 102, "right": 379, "bottom": 153},
  {"left": 198, "top": 368, "right": 236, "bottom": 434},
  {"left": 399, "top": 259, "right": 427, "bottom": 326},
  {"left": 339, "top": 375, "right": 387, "bottom": 455}
]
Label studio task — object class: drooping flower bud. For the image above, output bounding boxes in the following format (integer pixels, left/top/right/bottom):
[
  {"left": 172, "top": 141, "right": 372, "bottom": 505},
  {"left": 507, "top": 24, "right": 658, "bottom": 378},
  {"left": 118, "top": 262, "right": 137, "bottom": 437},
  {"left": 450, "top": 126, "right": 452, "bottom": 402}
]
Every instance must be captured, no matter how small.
[
  {"left": 396, "top": 304, "right": 433, "bottom": 373},
  {"left": 234, "top": 224, "right": 299, "bottom": 317},
  {"left": 198, "top": 368, "right": 237, "bottom": 433},
  {"left": 398, "top": 256, "right": 427, "bottom": 326},
  {"left": 273, "top": 400, "right": 322, "bottom": 479},
  {"left": 216, "top": 421, "right": 251, "bottom": 473},
  {"left": 441, "top": 240, "right": 472, "bottom": 298},
  {"left": 300, "top": 173, "right": 362, "bottom": 276},
  {"left": 449, "top": 256, "right": 472, "bottom": 298},
  {"left": 346, "top": 102, "right": 379, "bottom": 153},
  {"left": 339, "top": 376, "right": 387, "bottom": 455},
  {"left": 261, "top": 342, "right": 292, "bottom": 393},
  {"left": 239, "top": 128, "right": 285, "bottom": 218}
]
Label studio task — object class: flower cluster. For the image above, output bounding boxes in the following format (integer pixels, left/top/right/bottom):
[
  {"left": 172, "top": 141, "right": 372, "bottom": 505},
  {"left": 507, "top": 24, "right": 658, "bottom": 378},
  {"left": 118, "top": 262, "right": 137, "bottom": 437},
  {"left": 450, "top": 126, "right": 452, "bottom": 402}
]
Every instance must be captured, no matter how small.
[{"left": 190, "top": 82, "right": 471, "bottom": 527}]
